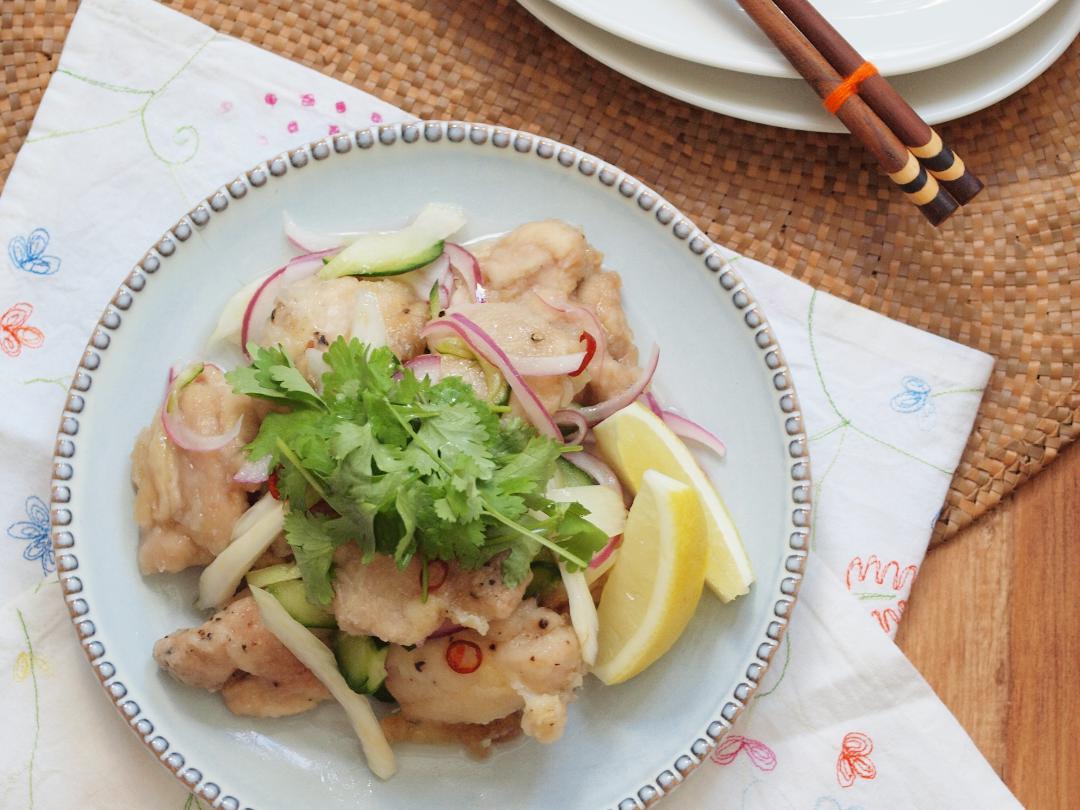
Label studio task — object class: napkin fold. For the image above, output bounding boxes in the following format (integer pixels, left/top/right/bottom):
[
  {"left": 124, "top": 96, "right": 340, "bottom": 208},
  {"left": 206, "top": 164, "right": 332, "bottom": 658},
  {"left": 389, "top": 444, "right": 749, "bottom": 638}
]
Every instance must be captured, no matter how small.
[{"left": 0, "top": 0, "right": 1016, "bottom": 807}]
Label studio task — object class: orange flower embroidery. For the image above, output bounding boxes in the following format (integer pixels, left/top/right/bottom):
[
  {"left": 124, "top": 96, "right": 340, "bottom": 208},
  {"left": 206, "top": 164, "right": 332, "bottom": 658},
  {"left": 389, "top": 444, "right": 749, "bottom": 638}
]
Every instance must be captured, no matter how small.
[
  {"left": 845, "top": 555, "right": 918, "bottom": 633},
  {"left": 1, "top": 302, "right": 45, "bottom": 357},
  {"left": 836, "top": 731, "right": 876, "bottom": 788}
]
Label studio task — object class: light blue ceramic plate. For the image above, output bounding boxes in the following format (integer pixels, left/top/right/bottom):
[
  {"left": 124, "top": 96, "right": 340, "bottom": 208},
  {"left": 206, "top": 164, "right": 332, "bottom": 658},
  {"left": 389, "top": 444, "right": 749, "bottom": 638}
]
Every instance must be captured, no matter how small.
[{"left": 51, "top": 121, "right": 809, "bottom": 810}]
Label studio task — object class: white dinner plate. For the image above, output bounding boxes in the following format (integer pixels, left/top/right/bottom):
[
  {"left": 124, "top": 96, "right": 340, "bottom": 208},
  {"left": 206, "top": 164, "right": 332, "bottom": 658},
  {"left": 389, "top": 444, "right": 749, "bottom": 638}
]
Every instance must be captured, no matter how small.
[
  {"left": 53, "top": 121, "right": 810, "bottom": 809},
  {"left": 520, "top": 0, "right": 1080, "bottom": 133},
  {"left": 544, "top": 0, "right": 1059, "bottom": 78}
]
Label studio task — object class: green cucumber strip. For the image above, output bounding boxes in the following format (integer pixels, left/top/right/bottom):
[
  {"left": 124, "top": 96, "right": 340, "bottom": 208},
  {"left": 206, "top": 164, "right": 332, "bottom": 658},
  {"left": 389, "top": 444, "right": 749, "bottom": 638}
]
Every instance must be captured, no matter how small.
[
  {"left": 265, "top": 579, "right": 337, "bottom": 628},
  {"left": 246, "top": 562, "right": 302, "bottom": 589},
  {"left": 554, "top": 456, "right": 596, "bottom": 488},
  {"left": 334, "top": 632, "right": 390, "bottom": 695}
]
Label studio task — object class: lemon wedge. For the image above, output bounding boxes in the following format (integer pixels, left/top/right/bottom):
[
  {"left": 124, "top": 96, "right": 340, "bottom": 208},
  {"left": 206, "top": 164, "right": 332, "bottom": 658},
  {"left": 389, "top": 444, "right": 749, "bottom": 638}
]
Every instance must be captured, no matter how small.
[
  {"left": 593, "top": 401, "right": 753, "bottom": 602},
  {"left": 591, "top": 469, "right": 707, "bottom": 685}
]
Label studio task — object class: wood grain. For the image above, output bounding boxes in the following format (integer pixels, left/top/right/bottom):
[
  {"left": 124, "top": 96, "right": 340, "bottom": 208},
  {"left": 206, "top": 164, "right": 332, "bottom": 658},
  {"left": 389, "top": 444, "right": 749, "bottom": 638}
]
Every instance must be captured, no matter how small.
[{"left": 898, "top": 441, "right": 1080, "bottom": 808}]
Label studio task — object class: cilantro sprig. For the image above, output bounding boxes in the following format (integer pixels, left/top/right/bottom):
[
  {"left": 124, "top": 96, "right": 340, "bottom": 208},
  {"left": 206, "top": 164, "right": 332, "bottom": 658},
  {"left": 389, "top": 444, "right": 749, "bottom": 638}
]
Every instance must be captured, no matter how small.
[{"left": 227, "top": 338, "right": 606, "bottom": 606}]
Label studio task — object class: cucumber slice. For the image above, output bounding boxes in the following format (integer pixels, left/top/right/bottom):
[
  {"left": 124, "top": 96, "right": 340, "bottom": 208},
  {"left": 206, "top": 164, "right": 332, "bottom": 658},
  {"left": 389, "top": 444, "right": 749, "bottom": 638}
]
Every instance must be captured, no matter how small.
[
  {"left": 334, "top": 632, "right": 390, "bottom": 695},
  {"left": 245, "top": 562, "right": 301, "bottom": 589},
  {"left": 554, "top": 457, "right": 596, "bottom": 487},
  {"left": 319, "top": 203, "right": 466, "bottom": 280},
  {"left": 525, "top": 560, "right": 560, "bottom": 599},
  {"left": 265, "top": 579, "right": 337, "bottom": 628}
]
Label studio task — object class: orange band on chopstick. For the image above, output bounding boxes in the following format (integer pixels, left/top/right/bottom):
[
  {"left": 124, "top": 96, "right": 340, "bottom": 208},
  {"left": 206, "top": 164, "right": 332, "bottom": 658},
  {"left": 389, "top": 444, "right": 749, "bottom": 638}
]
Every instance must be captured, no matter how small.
[{"left": 823, "top": 62, "right": 879, "bottom": 114}]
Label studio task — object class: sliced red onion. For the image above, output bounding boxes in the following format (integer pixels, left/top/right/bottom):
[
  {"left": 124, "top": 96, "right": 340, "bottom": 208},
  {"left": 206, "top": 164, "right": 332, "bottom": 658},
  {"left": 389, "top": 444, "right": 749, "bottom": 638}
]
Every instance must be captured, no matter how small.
[
  {"left": 240, "top": 250, "right": 336, "bottom": 357},
  {"left": 554, "top": 409, "right": 588, "bottom": 445},
  {"left": 641, "top": 391, "right": 664, "bottom": 418},
  {"left": 534, "top": 292, "right": 606, "bottom": 373},
  {"left": 575, "top": 345, "right": 660, "bottom": 426},
  {"left": 589, "top": 534, "right": 623, "bottom": 570},
  {"left": 426, "top": 254, "right": 452, "bottom": 310},
  {"left": 234, "top": 454, "right": 272, "bottom": 484},
  {"left": 444, "top": 243, "right": 486, "bottom": 303},
  {"left": 283, "top": 211, "right": 357, "bottom": 253},
  {"left": 509, "top": 352, "right": 587, "bottom": 377},
  {"left": 661, "top": 410, "right": 727, "bottom": 458},
  {"left": 564, "top": 450, "right": 623, "bottom": 501},
  {"left": 161, "top": 367, "right": 244, "bottom": 453},
  {"left": 420, "top": 314, "right": 560, "bottom": 439},
  {"left": 427, "top": 621, "right": 464, "bottom": 640},
  {"left": 404, "top": 353, "right": 445, "bottom": 382}
]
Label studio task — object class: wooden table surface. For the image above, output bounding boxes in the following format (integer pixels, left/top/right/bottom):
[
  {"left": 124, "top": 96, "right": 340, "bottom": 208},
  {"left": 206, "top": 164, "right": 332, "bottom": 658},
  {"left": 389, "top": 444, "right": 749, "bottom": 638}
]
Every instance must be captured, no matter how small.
[{"left": 897, "top": 442, "right": 1080, "bottom": 809}]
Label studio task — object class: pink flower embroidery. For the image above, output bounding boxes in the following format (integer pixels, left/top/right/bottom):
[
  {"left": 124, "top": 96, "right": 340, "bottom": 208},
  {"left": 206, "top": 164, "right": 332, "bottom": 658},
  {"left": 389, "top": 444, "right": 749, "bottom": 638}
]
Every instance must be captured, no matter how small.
[
  {"left": 301, "top": 93, "right": 316, "bottom": 107},
  {"left": 287, "top": 121, "right": 299, "bottom": 134},
  {"left": 836, "top": 732, "right": 876, "bottom": 788},
  {"left": 371, "top": 112, "right": 383, "bottom": 123},
  {"left": 256, "top": 134, "right": 269, "bottom": 146},
  {"left": 335, "top": 101, "right": 347, "bottom": 113},
  {"left": 710, "top": 735, "right": 777, "bottom": 772},
  {"left": 218, "top": 100, "right": 233, "bottom": 113},
  {"left": 264, "top": 93, "right": 278, "bottom": 106},
  {"left": 328, "top": 124, "right": 340, "bottom": 135}
]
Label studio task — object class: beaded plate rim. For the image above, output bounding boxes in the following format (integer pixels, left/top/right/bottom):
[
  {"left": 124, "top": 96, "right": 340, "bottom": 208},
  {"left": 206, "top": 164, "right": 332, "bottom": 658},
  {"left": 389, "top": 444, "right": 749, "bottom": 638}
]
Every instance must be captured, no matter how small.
[{"left": 50, "top": 119, "right": 810, "bottom": 810}]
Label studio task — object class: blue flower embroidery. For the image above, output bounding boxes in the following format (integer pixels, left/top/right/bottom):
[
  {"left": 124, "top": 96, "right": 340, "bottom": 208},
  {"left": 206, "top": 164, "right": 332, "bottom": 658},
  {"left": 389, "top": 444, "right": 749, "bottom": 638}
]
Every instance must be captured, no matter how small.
[
  {"left": 890, "top": 376, "right": 931, "bottom": 412},
  {"left": 6, "top": 496, "right": 54, "bottom": 574},
  {"left": 8, "top": 228, "right": 61, "bottom": 276},
  {"left": 890, "top": 376, "right": 936, "bottom": 429}
]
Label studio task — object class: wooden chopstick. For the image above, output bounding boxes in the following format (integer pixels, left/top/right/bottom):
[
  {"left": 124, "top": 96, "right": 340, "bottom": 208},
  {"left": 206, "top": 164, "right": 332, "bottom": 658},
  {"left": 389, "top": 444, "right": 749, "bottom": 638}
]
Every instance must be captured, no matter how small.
[
  {"left": 772, "top": 0, "right": 983, "bottom": 205},
  {"left": 735, "top": 0, "right": 959, "bottom": 226}
]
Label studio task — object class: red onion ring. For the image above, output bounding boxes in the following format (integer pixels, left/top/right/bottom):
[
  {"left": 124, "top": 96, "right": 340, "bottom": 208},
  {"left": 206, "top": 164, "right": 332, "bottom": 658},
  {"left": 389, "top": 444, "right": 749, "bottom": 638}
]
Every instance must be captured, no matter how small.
[
  {"left": 575, "top": 345, "right": 660, "bottom": 426},
  {"left": 421, "top": 314, "right": 560, "bottom": 439},
  {"left": 427, "top": 620, "right": 465, "bottom": 640},
  {"left": 240, "top": 250, "right": 336, "bottom": 358},
  {"left": 660, "top": 410, "right": 727, "bottom": 458},
  {"left": 283, "top": 212, "right": 357, "bottom": 253},
  {"left": 160, "top": 366, "right": 244, "bottom": 453},
  {"left": 509, "top": 353, "right": 587, "bottom": 377},
  {"left": 534, "top": 292, "right": 606, "bottom": 374},
  {"left": 404, "top": 353, "right": 445, "bottom": 382},
  {"left": 444, "top": 243, "right": 486, "bottom": 303},
  {"left": 589, "top": 534, "right": 623, "bottom": 570},
  {"left": 554, "top": 409, "right": 588, "bottom": 445}
]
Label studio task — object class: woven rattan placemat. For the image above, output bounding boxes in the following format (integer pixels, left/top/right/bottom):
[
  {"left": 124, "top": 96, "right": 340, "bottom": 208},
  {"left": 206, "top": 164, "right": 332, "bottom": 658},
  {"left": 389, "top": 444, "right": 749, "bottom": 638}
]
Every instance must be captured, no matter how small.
[{"left": 3, "top": 0, "right": 1078, "bottom": 541}]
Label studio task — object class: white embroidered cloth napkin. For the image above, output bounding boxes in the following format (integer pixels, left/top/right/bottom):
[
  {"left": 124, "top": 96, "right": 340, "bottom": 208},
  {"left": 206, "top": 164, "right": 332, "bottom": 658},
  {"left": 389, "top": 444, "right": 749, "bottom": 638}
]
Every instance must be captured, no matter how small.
[{"left": 0, "top": 0, "right": 1019, "bottom": 807}]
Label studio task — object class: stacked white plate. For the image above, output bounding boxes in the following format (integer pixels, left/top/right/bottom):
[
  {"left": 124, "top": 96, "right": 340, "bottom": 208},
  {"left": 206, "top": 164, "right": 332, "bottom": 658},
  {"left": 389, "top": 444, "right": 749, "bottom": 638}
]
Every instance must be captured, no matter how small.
[{"left": 517, "top": 0, "right": 1080, "bottom": 132}]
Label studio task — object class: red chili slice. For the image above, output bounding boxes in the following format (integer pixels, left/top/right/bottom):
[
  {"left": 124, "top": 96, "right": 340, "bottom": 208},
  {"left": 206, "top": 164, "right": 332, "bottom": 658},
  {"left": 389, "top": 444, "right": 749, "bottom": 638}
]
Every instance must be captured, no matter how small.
[
  {"left": 445, "top": 639, "right": 482, "bottom": 674},
  {"left": 267, "top": 472, "right": 281, "bottom": 500},
  {"left": 569, "top": 330, "right": 597, "bottom": 377}
]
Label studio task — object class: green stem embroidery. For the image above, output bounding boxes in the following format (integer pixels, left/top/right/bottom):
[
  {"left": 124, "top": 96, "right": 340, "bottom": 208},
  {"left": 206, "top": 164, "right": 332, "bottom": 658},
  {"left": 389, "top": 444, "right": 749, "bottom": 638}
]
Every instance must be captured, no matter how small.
[
  {"left": 754, "top": 633, "right": 791, "bottom": 700},
  {"left": 22, "top": 376, "right": 68, "bottom": 392},
  {"left": 810, "top": 429, "right": 848, "bottom": 552},
  {"left": 808, "top": 418, "right": 849, "bottom": 443},
  {"left": 930, "top": 387, "right": 983, "bottom": 398},
  {"left": 56, "top": 68, "right": 153, "bottom": 95},
  {"left": 25, "top": 111, "right": 140, "bottom": 144},
  {"left": 853, "top": 592, "right": 898, "bottom": 601},
  {"left": 17, "top": 609, "right": 41, "bottom": 810},
  {"left": 27, "top": 35, "right": 215, "bottom": 166},
  {"left": 806, "top": 290, "right": 948, "bottom": 476}
]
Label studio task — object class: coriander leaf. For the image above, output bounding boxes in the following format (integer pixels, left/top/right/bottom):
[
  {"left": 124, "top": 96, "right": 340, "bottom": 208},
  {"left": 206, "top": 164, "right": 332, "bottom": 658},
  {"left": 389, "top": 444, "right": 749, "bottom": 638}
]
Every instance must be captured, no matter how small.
[
  {"left": 501, "top": 534, "right": 541, "bottom": 587},
  {"left": 321, "top": 337, "right": 399, "bottom": 405},
  {"left": 246, "top": 410, "right": 337, "bottom": 476},
  {"left": 227, "top": 344, "right": 325, "bottom": 409},
  {"left": 489, "top": 435, "right": 561, "bottom": 497},
  {"left": 283, "top": 509, "right": 352, "bottom": 606},
  {"left": 268, "top": 364, "right": 323, "bottom": 409},
  {"left": 547, "top": 500, "right": 608, "bottom": 572},
  {"left": 415, "top": 400, "right": 496, "bottom": 479}
]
